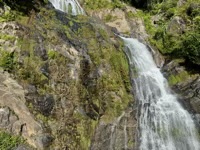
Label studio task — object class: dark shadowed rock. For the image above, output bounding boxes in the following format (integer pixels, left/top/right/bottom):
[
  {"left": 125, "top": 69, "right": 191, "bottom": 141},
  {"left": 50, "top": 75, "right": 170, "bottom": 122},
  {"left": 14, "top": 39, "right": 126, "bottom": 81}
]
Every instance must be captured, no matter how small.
[
  {"left": 36, "top": 134, "right": 53, "bottom": 148},
  {"left": 40, "top": 63, "right": 49, "bottom": 78},
  {"left": 187, "top": 3, "right": 200, "bottom": 16},
  {"left": 36, "top": 95, "right": 55, "bottom": 116},
  {"left": 34, "top": 45, "right": 48, "bottom": 61}
]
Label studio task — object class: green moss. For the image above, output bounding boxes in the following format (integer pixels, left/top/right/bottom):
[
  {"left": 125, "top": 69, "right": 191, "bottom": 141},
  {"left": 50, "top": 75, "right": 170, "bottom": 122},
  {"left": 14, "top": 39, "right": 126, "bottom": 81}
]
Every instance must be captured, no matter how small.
[
  {"left": 36, "top": 113, "right": 49, "bottom": 123},
  {"left": 168, "top": 71, "right": 190, "bottom": 85},
  {"left": 47, "top": 50, "right": 59, "bottom": 59},
  {"left": 128, "top": 139, "right": 135, "bottom": 147},
  {"left": 104, "top": 14, "right": 118, "bottom": 22},
  {"left": 126, "top": 11, "right": 137, "bottom": 19},
  {"left": 75, "top": 114, "right": 98, "bottom": 150},
  {"left": 99, "top": 28, "right": 109, "bottom": 40},
  {"left": 78, "top": 25, "right": 96, "bottom": 39},
  {"left": 69, "top": 21, "right": 73, "bottom": 27},
  {"left": 0, "top": 131, "right": 24, "bottom": 150}
]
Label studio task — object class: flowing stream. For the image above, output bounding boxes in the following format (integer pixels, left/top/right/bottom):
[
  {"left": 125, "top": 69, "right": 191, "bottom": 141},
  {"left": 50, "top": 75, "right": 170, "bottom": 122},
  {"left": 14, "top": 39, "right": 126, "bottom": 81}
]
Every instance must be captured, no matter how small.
[
  {"left": 49, "top": 0, "right": 84, "bottom": 15},
  {"left": 122, "top": 37, "right": 200, "bottom": 150}
]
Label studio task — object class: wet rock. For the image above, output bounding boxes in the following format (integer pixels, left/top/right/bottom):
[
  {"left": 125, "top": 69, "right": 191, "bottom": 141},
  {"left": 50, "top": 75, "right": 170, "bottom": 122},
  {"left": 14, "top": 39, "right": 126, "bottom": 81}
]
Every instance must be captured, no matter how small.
[
  {"left": 163, "top": 60, "right": 200, "bottom": 115},
  {"left": 55, "top": 10, "right": 70, "bottom": 25},
  {"left": 162, "top": 60, "right": 185, "bottom": 78},
  {"left": 147, "top": 45, "right": 165, "bottom": 68},
  {"left": 190, "top": 96, "right": 200, "bottom": 113},
  {"left": 91, "top": 108, "right": 137, "bottom": 150},
  {"left": 195, "top": 114, "right": 200, "bottom": 126}
]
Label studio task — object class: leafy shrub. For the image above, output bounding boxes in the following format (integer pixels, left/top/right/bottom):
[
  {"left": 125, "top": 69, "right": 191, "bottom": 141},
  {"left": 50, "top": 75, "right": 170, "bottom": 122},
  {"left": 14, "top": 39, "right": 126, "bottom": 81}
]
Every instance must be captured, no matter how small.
[
  {"left": 178, "top": 32, "right": 200, "bottom": 65},
  {"left": 0, "top": 50, "right": 15, "bottom": 72},
  {"left": 4, "top": 0, "right": 47, "bottom": 14}
]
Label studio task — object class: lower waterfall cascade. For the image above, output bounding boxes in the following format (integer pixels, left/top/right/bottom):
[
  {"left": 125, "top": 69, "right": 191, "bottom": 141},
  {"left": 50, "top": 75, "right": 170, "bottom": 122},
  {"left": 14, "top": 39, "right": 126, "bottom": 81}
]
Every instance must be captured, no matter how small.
[
  {"left": 48, "top": 0, "right": 84, "bottom": 15},
  {"left": 122, "top": 37, "right": 200, "bottom": 150}
]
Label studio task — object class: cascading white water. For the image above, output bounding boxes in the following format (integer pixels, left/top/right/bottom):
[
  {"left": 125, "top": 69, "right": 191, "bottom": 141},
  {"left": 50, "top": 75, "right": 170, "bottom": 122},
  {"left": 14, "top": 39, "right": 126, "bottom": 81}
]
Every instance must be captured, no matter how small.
[
  {"left": 49, "top": 0, "right": 84, "bottom": 15},
  {"left": 122, "top": 37, "right": 200, "bottom": 150}
]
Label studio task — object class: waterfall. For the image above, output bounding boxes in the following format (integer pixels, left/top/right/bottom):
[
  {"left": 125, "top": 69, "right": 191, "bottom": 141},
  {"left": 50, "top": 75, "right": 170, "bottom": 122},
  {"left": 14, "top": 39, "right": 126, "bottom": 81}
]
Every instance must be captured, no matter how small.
[
  {"left": 122, "top": 37, "right": 200, "bottom": 150},
  {"left": 49, "top": 0, "right": 84, "bottom": 15}
]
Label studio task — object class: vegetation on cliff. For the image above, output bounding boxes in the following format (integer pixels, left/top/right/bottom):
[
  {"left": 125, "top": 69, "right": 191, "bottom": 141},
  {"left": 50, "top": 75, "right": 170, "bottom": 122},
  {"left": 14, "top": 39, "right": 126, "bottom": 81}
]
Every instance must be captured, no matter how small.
[
  {"left": 134, "top": 0, "right": 200, "bottom": 66},
  {"left": 0, "top": 1, "right": 132, "bottom": 149}
]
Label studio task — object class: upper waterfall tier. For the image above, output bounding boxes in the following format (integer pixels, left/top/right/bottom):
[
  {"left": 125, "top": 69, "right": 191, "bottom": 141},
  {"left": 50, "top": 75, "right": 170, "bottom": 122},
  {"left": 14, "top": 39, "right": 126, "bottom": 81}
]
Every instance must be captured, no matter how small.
[
  {"left": 49, "top": 0, "right": 84, "bottom": 15},
  {"left": 122, "top": 37, "right": 200, "bottom": 150}
]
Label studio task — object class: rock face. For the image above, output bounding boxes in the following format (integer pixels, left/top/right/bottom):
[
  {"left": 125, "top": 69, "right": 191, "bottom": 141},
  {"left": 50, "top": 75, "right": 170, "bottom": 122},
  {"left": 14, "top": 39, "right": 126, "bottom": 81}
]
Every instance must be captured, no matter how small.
[
  {"left": 0, "top": 70, "right": 50, "bottom": 149},
  {"left": 175, "top": 77, "right": 200, "bottom": 114},
  {"left": 88, "top": 6, "right": 148, "bottom": 40},
  {"left": 163, "top": 60, "right": 200, "bottom": 127},
  {"left": 167, "top": 16, "right": 186, "bottom": 34},
  {"left": 90, "top": 107, "right": 137, "bottom": 150},
  {"left": 0, "top": 3, "right": 134, "bottom": 150}
]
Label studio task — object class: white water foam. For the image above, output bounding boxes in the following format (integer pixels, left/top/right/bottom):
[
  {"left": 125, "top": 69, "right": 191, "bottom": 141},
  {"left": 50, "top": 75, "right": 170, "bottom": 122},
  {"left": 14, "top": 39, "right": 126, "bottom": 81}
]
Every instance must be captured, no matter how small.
[{"left": 49, "top": 0, "right": 84, "bottom": 15}]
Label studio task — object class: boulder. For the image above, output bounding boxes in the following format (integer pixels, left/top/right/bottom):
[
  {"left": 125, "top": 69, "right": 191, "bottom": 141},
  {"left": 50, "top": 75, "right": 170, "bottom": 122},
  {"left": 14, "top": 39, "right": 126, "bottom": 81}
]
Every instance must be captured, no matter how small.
[{"left": 167, "top": 16, "right": 186, "bottom": 34}]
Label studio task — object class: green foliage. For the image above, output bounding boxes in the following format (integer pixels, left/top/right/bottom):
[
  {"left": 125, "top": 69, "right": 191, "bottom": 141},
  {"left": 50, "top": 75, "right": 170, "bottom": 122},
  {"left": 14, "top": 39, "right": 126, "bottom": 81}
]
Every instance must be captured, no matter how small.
[
  {"left": 0, "top": 6, "right": 16, "bottom": 22},
  {"left": 0, "top": 131, "right": 23, "bottom": 150},
  {"left": 138, "top": 0, "right": 200, "bottom": 66},
  {"left": 160, "top": 0, "right": 178, "bottom": 12},
  {"left": 178, "top": 32, "right": 200, "bottom": 65},
  {"left": 0, "top": 50, "right": 15, "bottom": 72}
]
